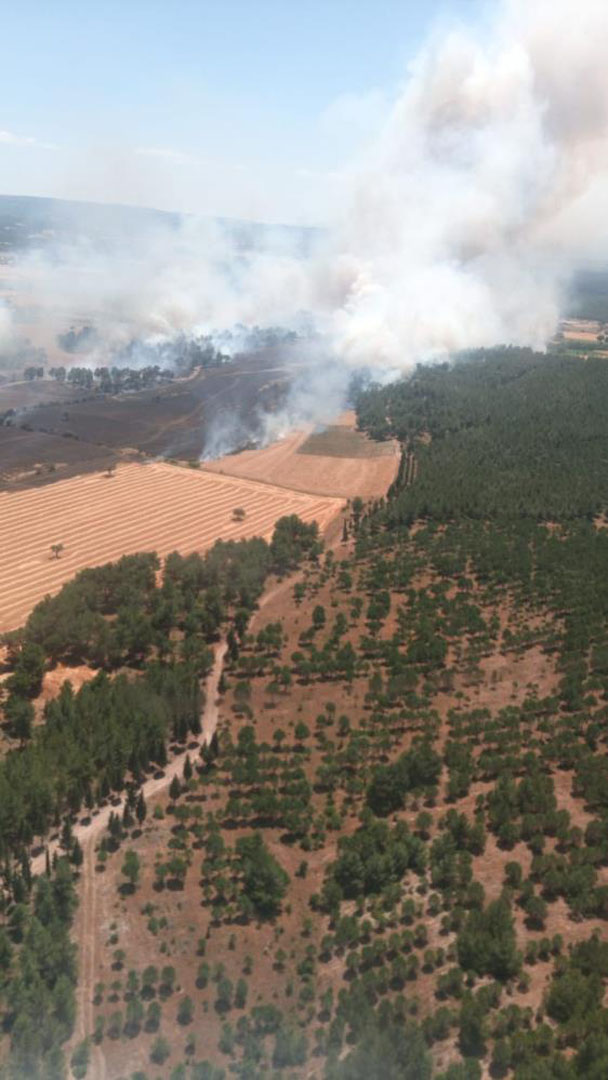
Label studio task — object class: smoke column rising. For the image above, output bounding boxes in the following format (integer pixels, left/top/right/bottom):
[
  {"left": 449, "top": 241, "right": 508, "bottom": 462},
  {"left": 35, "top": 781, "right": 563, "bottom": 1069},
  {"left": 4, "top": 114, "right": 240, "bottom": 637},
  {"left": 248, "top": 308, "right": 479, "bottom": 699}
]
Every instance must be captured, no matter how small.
[
  {"left": 3, "top": 0, "right": 608, "bottom": 385},
  {"left": 328, "top": 0, "right": 608, "bottom": 367}
]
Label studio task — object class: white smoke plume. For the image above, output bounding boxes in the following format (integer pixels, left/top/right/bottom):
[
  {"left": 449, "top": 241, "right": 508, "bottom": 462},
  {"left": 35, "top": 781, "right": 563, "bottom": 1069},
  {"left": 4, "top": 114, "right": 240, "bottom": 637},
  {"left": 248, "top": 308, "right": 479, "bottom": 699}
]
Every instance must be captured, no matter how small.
[
  {"left": 0, "top": 301, "right": 13, "bottom": 351},
  {"left": 3, "top": 0, "right": 608, "bottom": 383},
  {"left": 9, "top": 217, "right": 319, "bottom": 362},
  {"left": 329, "top": 0, "right": 608, "bottom": 367}
]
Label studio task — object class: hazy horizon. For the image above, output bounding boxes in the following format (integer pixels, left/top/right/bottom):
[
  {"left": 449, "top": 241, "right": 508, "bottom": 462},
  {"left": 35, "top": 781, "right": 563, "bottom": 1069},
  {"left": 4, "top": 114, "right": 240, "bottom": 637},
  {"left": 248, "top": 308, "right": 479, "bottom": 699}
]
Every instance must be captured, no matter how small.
[
  {"left": 0, "top": 0, "right": 476, "bottom": 227},
  {"left": 2, "top": 0, "right": 608, "bottom": 380}
]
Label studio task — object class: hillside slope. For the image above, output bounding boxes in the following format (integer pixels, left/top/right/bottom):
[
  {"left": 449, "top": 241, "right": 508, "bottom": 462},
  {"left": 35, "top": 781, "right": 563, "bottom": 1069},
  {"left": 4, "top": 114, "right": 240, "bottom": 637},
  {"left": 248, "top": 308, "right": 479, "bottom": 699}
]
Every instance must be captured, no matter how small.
[{"left": 4, "top": 348, "right": 608, "bottom": 1079}]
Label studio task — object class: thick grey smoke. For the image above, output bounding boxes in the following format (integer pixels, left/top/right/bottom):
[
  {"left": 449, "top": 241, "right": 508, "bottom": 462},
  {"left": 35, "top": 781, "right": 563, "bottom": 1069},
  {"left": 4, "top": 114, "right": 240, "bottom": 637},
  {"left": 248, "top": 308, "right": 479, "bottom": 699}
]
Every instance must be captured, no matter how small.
[
  {"left": 0, "top": 301, "right": 12, "bottom": 350},
  {"left": 329, "top": 0, "right": 608, "bottom": 367},
  {"left": 2, "top": 0, "right": 608, "bottom": 388}
]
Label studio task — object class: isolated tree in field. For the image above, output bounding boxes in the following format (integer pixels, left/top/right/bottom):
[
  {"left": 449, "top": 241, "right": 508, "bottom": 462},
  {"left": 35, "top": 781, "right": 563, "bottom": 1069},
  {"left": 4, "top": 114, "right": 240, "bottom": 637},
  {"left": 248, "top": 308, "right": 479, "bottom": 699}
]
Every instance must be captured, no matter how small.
[
  {"left": 50, "top": 543, "right": 64, "bottom": 560},
  {"left": 196, "top": 961, "right": 210, "bottom": 989},
  {"left": 141, "top": 965, "right": 158, "bottom": 999},
  {"left": 160, "top": 965, "right": 176, "bottom": 998},
  {"left": 294, "top": 721, "right": 310, "bottom": 747},
  {"left": 145, "top": 1001, "right": 161, "bottom": 1032},
  {"left": 293, "top": 582, "right": 305, "bottom": 606},
  {"left": 273, "top": 728, "right": 286, "bottom": 752},
  {"left": 121, "top": 850, "right": 141, "bottom": 892},
  {"left": 352, "top": 496, "right": 364, "bottom": 529},
  {"left": 166, "top": 855, "right": 188, "bottom": 889},
  {"left": 235, "top": 977, "right": 248, "bottom": 1009},
  {"left": 233, "top": 507, "right": 246, "bottom": 522},
  {"left": 215, "top": 976, "right": 233, "bottom": 1014},
  {"left": 177, "top": 995, "right": 194, "bottom": 1025},
  {"left": 70, "top": 1039, "right": 90, "bottom": 1080},
  {"left": 234, "top": 680, "right": 252, "bottom": 708},
  {"left": 124, "top": 997, "right": 144, "bottom": 1036},
  {"left": 150, "top": 1035, "right": 170, "bottom": 1064},
  {"left": 113, "top": 948, "right": 126, "bottom": 971}
]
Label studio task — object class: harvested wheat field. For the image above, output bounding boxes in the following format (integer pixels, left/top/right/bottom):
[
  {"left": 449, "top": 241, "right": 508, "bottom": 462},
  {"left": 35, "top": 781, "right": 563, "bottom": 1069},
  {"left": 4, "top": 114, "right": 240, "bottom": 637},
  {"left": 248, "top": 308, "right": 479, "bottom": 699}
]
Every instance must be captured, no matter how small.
[
  {"left": 204, "top": 410, "right": 400, "bottom": 497},
  {"left": 0, "top": 461, "right": 343, "bottom": 632}
]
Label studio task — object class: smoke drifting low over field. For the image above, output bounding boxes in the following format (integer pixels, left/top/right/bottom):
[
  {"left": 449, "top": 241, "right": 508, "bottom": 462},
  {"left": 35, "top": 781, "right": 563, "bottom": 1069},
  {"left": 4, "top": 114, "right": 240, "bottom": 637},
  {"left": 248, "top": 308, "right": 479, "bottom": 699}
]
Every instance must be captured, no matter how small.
[{"left": 2, "top": 0, "right": 608, "bottom": 417}]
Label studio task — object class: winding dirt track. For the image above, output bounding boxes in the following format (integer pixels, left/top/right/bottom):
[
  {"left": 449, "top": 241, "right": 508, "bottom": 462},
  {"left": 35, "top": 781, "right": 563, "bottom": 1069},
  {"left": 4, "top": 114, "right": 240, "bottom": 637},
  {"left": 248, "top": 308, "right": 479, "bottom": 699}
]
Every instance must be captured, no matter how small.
[
  {"left": 30, "top": 641, "right": 227, "bottom": 880},
  {"left": 31, "top": 641, "right": 227, "bottom": 1080},
  {"left": 29, "top": 574, "right": 298, "bottom": 1079},
  {"left": 77, "top": 841, "right": 106, "bottom": 1079}
]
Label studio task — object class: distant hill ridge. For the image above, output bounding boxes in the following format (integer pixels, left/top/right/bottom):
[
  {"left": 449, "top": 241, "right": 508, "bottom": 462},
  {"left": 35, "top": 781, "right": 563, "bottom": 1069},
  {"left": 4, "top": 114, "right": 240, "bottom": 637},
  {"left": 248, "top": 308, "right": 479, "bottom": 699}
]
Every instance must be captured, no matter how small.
[
  {"left": 1, "top": 193, "right": 606, "bottom": 319},
  {"left": 0, "top": 193, "right": 320, "bottom": 256}
]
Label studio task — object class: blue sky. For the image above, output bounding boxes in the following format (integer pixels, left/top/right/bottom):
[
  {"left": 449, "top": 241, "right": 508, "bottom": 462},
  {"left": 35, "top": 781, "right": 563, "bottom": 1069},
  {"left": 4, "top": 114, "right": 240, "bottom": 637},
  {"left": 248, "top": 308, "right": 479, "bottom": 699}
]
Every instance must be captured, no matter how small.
[{"left": 1, "top": 0, "right": 481, "bottom": 223}]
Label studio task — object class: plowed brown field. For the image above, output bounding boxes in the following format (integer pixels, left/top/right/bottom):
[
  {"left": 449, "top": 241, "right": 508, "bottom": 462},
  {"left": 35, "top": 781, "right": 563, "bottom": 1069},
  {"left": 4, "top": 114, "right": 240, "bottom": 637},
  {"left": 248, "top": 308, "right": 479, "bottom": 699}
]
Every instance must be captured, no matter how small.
[{"left": 0, "top": 462, "right": 343, "bottom": 632}]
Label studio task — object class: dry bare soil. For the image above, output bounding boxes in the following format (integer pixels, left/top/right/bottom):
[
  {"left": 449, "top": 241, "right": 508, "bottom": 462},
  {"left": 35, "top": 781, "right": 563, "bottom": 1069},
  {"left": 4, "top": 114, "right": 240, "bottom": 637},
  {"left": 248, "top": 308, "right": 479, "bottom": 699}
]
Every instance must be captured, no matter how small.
[{"left": 54, "top": 521, "right": 604, "bottom": 1080}]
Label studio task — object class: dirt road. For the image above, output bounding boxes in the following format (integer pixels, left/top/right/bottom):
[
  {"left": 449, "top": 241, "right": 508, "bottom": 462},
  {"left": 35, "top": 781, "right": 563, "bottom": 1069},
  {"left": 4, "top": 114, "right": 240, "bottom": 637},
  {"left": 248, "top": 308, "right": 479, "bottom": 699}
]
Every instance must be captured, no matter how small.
[
  {"left": 28, "top": 569, "right": 305, "bottom": 1079},
  {"left": 30, "top": 640, "right": 227, "bottom": 1080},
  {"left": 75, "top": 841, "right": 106, "bottom": 1079},
  {"left": 202, "top": 640, "right": 227, "bottom": 743},
  {"left": 30, "top": 638, "right": 228, "bottom": 880}
]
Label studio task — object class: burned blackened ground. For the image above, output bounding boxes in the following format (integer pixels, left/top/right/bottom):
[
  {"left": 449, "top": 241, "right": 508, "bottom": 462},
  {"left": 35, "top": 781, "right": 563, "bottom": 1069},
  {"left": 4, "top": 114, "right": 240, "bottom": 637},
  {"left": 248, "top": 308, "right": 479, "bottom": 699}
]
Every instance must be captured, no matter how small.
[{"left": 0, "top": 349, "right": 298, "bottom": 489}]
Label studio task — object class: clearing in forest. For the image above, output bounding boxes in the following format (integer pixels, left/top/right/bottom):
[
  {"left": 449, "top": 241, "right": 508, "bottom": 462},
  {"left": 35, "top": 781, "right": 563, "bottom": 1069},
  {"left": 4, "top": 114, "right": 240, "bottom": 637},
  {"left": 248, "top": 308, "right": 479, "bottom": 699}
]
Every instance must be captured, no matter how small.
[
  {"left": 0, "top": 461, "right": 343, "bottom": 632},
  {"left": 203, "top": 410, "right": 400, "bottom": 497}
]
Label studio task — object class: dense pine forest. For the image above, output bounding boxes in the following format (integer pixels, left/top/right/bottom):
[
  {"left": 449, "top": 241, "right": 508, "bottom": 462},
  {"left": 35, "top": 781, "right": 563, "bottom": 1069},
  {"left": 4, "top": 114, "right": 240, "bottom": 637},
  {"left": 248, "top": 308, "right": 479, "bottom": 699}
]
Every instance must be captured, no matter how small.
[
  {"left": 356, "top": 347, "right": 608, "bottom": 520},
  {"left": 4, "top": 346, "right": 608, "bottom": 1078},
  {"left": 0, "top": 516, "right": 320, "bottom": 1079}
]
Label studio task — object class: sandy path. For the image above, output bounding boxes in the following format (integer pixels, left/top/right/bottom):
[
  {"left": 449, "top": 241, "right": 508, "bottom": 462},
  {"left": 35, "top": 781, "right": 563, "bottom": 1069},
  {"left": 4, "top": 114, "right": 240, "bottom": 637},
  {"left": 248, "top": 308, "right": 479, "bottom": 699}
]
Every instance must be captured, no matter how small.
[
  {"left": 28, "top": 568, "right": 306, "bottom": 1078},
  {"left": 30, "top": 640, "right": 227, "bottom": 1080},
  {"left": 30, "top": 638, "right": 228, "bottom": 877},
  {"left": 77, "top": 841, "right": 106, "bottom": 1079},
  {"left": 202, "top": 640, "right": 227, "bottom": 743}
]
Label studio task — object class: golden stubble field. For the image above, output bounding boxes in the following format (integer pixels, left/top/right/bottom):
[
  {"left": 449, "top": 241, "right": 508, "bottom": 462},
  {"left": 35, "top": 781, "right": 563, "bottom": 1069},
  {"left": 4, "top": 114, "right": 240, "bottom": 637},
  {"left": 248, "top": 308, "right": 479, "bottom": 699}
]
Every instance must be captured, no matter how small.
[
  {"left": 204, "top": 411, "right": 400, "bottom": 497},
  {"left": 0, "top": 462, "right": 344, "bottom": 632}
]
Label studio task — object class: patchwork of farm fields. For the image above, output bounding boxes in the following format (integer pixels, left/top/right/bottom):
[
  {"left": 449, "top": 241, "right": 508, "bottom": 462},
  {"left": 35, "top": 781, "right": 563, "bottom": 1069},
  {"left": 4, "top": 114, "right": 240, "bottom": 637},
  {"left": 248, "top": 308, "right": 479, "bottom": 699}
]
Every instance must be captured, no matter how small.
[{"left": 0, "top": 462, "right": 344, "bottom": 632}]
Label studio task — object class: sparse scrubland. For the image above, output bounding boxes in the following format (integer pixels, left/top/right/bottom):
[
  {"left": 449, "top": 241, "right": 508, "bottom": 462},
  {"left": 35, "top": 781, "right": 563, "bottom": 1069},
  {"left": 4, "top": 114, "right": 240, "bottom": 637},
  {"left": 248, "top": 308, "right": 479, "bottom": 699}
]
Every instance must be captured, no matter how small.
[{"left": 4, "top": 347, "right": 608, "bottom": 1078}]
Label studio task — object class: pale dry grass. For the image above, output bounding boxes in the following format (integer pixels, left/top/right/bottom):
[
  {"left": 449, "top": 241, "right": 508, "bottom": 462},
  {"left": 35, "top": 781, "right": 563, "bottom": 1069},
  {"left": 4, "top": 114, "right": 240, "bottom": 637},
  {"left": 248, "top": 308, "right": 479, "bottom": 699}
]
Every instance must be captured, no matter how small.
[{"left": 0, "top": 461, "right": 343, "bottom": 632}]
